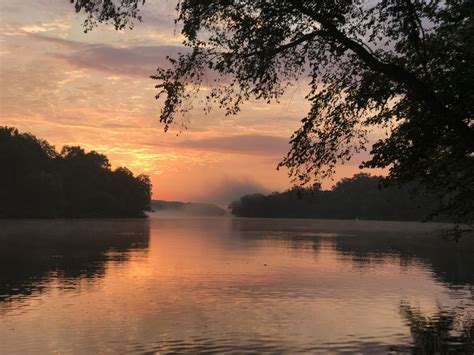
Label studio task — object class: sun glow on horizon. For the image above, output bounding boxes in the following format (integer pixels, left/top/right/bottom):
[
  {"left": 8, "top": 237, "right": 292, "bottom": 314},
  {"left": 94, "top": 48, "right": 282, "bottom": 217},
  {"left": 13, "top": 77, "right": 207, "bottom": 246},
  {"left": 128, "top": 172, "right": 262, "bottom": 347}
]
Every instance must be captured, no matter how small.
[{"left": 0, "top": 0, "right": 387, "bottom": 204}]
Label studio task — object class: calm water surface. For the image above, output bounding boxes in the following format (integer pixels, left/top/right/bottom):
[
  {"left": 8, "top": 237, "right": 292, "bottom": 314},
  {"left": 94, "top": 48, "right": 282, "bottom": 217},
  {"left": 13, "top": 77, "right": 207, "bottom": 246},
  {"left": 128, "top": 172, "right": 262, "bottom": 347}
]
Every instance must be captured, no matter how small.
[{"left": 1, "top": 217, "right": 473, "bottom": 353}]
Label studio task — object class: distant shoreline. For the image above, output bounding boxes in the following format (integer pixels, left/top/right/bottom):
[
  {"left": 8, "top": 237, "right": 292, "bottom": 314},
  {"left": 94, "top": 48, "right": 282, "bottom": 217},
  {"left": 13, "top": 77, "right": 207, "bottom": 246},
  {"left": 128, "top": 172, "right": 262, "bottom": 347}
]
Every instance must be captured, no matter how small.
[{"left": 1, "top": 214, "right": 460, "bottom": 226}]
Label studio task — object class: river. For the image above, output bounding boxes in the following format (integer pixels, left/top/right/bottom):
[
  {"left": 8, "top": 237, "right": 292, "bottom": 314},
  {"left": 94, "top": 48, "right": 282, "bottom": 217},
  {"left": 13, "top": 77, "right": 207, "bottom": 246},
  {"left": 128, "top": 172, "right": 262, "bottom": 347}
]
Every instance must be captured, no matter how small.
[{"left": 1, "top": 217, "right": 473, "bottom": 353}]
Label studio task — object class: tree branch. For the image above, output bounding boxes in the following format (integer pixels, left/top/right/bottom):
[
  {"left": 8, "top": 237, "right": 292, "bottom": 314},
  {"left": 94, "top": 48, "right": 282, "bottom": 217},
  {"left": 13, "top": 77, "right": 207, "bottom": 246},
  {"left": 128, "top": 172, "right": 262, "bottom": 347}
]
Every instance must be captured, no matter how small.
[
  {"left": 239, "top": 30, "right": 324, "bottom": 58},
  {"left": 288, "top": 0, "right": 474, "bottom": 149}
]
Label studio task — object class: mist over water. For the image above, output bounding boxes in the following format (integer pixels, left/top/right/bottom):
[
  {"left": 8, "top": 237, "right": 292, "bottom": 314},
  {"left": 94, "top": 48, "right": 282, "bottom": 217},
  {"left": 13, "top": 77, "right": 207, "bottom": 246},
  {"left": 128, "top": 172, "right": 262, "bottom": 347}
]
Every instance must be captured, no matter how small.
[{"left": 1, "top": 218, "right": 473, "bottom": 353}]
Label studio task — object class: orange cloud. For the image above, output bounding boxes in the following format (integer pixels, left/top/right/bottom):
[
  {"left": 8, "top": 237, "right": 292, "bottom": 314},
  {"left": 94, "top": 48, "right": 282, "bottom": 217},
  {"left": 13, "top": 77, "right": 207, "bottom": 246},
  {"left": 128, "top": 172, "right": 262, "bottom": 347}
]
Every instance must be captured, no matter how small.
[{"left": 0, "top": 0, "right": 387, "bottom": 205}]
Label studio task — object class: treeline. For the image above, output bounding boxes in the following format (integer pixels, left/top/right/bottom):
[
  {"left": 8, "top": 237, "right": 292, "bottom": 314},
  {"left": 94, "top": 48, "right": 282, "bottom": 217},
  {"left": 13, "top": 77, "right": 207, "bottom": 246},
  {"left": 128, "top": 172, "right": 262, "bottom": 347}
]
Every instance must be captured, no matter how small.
[
  {"left": 152, "top": 200, "right": 227, "bottom": 216},
  {"left": 0, "top": 127, "right": 151, "bottom": 218},
  {"left": 229, "top": 174, "right": 441, "bottom": 221}
]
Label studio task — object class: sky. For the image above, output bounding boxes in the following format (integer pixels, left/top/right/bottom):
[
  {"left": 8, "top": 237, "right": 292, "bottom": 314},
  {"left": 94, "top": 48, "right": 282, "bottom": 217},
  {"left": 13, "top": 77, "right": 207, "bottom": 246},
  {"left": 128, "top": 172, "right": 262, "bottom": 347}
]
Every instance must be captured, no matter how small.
[{"left": 0, "top": 0, "right": 386, "bottom": 205}]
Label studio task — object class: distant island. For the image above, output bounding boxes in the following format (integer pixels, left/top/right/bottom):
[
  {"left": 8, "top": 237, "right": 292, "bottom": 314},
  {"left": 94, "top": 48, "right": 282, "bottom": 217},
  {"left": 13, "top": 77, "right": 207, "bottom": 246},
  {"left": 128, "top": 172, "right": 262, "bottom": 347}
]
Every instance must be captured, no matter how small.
[
  {"left": 0, "top": 127, "right": 151, "bottom": 218},
  {"left": 229, "top": 174, "right": 442, "bottom": 222},
  {"left": 151, "top": 200, "right": 227, "bottom": 217}
]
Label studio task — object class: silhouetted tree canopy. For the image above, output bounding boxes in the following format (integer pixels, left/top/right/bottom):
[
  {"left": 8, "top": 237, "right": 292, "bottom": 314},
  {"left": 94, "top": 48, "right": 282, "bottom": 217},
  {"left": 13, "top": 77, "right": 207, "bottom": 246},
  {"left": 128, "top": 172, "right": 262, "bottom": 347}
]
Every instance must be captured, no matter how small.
[
  {"left": 0, "top": 127, "right": 152, "bottom": 218},
  {"left": 229, "top": 173, "right": 440, "bottom": 221},
  {"left": 70, "top": 0, "right": 474, "bottom": 223}
]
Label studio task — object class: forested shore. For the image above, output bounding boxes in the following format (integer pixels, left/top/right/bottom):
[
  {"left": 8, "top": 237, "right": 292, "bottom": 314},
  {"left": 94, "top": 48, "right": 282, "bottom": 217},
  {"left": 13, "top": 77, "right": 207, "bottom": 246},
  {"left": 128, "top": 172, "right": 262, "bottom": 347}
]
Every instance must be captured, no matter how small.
[
  {"left": 229, "top": 174, "right": 443, "bottom": 222},
  {"left": 0, "top": 127, "right": 151, "bottom": 218}
]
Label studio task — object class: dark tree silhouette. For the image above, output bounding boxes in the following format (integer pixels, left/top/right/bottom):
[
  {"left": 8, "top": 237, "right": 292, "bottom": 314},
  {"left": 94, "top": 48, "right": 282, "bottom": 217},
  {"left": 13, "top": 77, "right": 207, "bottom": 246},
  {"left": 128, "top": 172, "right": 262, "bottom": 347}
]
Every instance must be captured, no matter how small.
[
  {"left": 0, "top": 127, "right": 62, "bottom": 217},
  {"left": 229, "top": 173, "right": 440, "bottom": 221},
  {"left": 0, "top": 127, "right": 152, "bottom": 218},
  {"left": 68, "top": 0, "right": 474, "bottom": 224}
]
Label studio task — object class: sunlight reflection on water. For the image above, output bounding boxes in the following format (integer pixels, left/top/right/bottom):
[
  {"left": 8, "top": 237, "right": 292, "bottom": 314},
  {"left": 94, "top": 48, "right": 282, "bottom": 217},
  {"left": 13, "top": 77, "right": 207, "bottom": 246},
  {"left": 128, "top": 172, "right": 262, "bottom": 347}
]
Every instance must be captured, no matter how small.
[{"left": 0, "top": 217, "right": 473, "bottom": 353}]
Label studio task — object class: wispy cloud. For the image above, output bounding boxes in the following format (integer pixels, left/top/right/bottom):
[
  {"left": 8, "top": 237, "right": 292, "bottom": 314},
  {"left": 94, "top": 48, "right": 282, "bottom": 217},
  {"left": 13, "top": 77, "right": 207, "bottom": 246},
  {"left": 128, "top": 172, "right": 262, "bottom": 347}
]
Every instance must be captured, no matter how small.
[
  {"left": 24, "top": 32, "right": 184, "bottom": 77},
  {"left": 0, "top": 0, "right": 386, "bottom": 203},
  {"left": 176, "top": 134, "right": 290, "bottom": 156}
]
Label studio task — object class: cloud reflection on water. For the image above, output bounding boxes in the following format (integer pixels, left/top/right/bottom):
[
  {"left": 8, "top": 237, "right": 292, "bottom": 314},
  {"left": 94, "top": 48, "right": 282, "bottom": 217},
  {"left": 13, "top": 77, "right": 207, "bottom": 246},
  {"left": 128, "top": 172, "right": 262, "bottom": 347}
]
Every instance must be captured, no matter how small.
[{"left": 0, "top": 218, "right": 473, "bottom": 353}]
